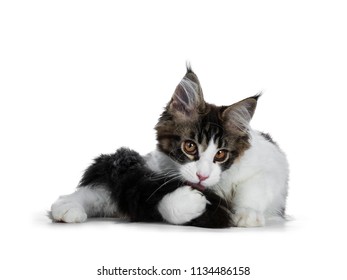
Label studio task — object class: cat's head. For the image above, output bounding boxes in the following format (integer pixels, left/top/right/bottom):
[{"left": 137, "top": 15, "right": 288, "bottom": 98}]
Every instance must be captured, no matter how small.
[{"left": 155, "top": 65, "right": 260, "bottom": 191}]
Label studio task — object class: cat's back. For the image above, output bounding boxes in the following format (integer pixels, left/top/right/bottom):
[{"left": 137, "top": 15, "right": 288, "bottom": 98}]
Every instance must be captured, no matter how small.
[{"left": 226, "top": 130, "right": 289, "bottom": 184}]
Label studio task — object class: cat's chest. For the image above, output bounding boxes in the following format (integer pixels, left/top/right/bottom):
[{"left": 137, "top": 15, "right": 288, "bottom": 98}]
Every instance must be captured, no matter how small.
[
  {"left": 216, "top": 158, "right": 252, "bottom": 198},
  {"left": 216, "top": 169, "right": 238, "bottom": 197}
]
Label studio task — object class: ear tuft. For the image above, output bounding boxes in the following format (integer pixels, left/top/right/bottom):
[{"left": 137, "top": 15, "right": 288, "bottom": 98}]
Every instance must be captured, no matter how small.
[
  {"left": 168, "top": 64, "right": 205, "bottom": 119},
  {"left": 252, "top": 92, "right": 262, "bottom": 102},
  {"left": 184, "top": 61, "right": 201, "bottom": 86},
  {"left": 222, "top": 95, "right": 260, "bottom": 134},
  {"left": 186, "top": 61, "right": 194, "bottom": 74}
]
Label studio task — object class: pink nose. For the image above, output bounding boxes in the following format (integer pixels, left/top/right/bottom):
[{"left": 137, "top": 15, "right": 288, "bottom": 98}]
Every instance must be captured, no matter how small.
[{"left": 196, "top": 173, "right": 209, "bottom": 182}]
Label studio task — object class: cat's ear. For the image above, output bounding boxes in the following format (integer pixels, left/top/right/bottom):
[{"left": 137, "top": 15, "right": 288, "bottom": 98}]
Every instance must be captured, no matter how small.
[
  {"left": 222, "top": 94, "right": 260, "bottom": 134},
  {"left": 168, "top": 64, "right": 205, "bottom": 119}
]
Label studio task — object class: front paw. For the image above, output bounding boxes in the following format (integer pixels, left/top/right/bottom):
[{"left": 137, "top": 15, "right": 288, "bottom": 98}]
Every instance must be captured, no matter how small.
[
  {"left": 158, "top": 186, "right": 208, "bottom": 225},
  {"left": 231, "top": 207, "right": 265, "bottom": 227},
  {"left": 51, "top": 198, "right": 87, "bottom": 223}
]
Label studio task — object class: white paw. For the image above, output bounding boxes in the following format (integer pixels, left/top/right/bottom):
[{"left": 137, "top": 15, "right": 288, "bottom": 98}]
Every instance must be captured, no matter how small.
[
  {"left": 158, "top": 186, "right": 208, "bottom": 225},
  {"left": 232, "top": 207, "right": 265, "bottom": 227},
  {"left": 51, "top": 198, "right": 87, "bottom": 223}
]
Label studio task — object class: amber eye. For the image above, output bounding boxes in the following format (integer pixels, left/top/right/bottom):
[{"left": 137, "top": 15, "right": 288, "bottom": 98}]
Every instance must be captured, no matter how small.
[
  {"left": 182, "top": 140, "right": 198, "bottom": 156},
  {"left": 214, "top": 149, "right": 229, "bottom": 163}
]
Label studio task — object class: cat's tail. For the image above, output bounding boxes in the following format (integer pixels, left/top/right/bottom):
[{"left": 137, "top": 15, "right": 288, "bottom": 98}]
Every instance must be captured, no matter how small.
[
  {"left": 78, "top": 147, "right": 183, "bottom": 222},
  {"left": 79, "top": 147, "right": 145, "bottom": 188}
]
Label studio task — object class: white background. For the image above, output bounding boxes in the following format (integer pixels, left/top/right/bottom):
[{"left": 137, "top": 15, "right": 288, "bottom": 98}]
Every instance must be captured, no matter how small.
[{"left": 1, "top": 0, "right": 346, "bottom": 279}]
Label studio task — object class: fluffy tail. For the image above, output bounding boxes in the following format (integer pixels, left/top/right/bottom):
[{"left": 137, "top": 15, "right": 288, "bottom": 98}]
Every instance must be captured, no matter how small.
[
  {"left": 78, "top": 147, "right": 183, "bottom": 222},
  {"left": 79, "top": 147, "right": 145, "bottom": 187}
]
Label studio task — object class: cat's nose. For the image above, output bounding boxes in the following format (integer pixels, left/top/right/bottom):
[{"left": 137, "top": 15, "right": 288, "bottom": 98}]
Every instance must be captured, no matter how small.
[{"left": 196, "top": 173, "right": 209, "bottom": 182}]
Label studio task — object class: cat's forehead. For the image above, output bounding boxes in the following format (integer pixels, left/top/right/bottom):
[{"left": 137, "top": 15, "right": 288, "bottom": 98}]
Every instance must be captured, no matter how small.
[{"left": 177, "top": 105, "right": 227, "bottom": 148}]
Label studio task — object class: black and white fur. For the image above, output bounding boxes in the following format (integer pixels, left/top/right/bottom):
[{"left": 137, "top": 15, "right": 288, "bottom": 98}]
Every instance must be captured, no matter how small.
[{"left": 51, "top": 148, "right": 231, "bottom": 228}]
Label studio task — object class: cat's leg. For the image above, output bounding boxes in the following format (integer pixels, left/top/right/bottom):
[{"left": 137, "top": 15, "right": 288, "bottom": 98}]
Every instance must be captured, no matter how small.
[
  {"left": 51, "top": 186, "right": 118, "bottom": 223},
  {"left": 157, "top": 187, "right": 232, "bottom": 228},
  {"left": 157, "top": 186, "right": 208, "bottom": 225},
  {"left": 50, "top": 150, "right": 125, "bottom": 223},
  {"left": 231, "top": 175, "right": 269, "bottom": 227},
  {"left": 189, "top": 190, "right": 232, "bottom": 228}
]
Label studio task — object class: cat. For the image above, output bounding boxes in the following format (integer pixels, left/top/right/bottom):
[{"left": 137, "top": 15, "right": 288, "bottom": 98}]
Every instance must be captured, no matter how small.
[{"left": 50, "top": 64, "right": 289, "bottom": 227}]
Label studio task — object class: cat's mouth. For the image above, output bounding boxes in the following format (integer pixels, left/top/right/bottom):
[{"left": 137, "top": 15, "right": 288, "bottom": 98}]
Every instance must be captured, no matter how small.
[{"left": 185, "top": 181, "right": 206, "bottom": 192}]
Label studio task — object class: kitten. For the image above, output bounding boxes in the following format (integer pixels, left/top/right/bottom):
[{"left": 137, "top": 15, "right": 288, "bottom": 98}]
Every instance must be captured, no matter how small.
[
  {"left": 51, "top": 65, "right": 289, "bottom": 227},
  {"left": 152, "top": 65, "right": 289, "bottom": 227}
]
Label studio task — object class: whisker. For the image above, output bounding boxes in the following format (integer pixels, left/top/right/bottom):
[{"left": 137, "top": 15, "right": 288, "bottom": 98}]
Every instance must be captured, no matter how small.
[
  {"left": 147, "top": 168, "right": 180, "bottom": 178},
  {"left": 146, "top": 175, "right": 182, "bottom": 202},
  {"left": 148, "top": 170, "right": 179, "bottom": 180}
]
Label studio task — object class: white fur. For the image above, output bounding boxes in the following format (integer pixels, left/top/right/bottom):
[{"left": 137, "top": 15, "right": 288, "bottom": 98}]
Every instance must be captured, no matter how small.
[
  {"left": 179, "top": 140, "right": 222, "bottom": 187},
  {"left": 51, "top": 186, "right": 118, "bottom": 223},
  {"left": 218, "top": 130, "right": 288, "bottom": 226},
  {"left": 157, "top": 186, "right": 208, "bottom": 225},
  {"left": 231, "top": 207, "right": 265, "bottom": 227}
]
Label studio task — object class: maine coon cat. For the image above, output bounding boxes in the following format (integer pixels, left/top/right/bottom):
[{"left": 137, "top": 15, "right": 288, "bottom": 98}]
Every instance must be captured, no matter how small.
[{"left": 51, "top": 65, "right": 289, "bottom": 227}]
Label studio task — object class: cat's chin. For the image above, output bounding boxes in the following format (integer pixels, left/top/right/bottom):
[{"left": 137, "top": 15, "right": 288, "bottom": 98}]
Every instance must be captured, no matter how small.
[{"left": 185, "top": 181, "right": 206, "bottom": 192}]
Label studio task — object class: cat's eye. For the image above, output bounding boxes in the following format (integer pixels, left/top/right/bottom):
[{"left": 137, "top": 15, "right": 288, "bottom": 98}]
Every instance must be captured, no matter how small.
[
  {"left": 214, "top": 149, "right": 229, "bottom": 163},
  {"left": 182, "top": 140, "right": 198, "bottom": 156}
]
